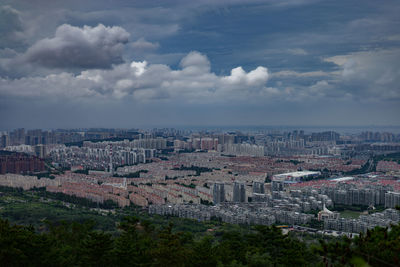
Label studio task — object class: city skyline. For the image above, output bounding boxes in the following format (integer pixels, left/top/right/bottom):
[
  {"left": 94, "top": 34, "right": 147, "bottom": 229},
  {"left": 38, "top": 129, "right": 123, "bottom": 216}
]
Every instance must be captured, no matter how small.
[
  {"left": 0, "top": 0, "right": 399, "bottom": 129},
  {"left": 3, "top": 125, "right": 400, "bottom": 135}
]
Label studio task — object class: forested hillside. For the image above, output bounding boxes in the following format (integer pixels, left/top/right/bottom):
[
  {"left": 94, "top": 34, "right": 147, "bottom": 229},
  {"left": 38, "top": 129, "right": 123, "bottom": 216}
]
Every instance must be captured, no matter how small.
[{"left": 1, "top": 216, "right": 399, "bottom": 266}]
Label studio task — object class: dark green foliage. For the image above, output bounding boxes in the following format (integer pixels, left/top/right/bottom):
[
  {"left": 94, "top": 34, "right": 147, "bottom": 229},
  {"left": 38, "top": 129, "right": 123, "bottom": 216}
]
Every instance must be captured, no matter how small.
[
  {"left": 177, "top": 149, "right": 196, "bottom": 153},
  {"left": 36, "top": 172, "right": 53, "bottom": 179},
  {"left": 221, "top": 154, "right": 236, "bottom": 157},
  {"left": 113, "top": 217, "right": 154, "bottom": 266},
  {"left": 344, "top": 159, "right": 374, "bottom": 175},
  {"left": 274, "top": 159, "right": 303, "bottom": 165},
  {"left": 32, "top": 189, "right": 119, "bottom": 209},
  {"left": 0, "top": 186, "right": 24, "bottom": 194},
  {"left": 201, "top": 199, "right": 213, "bottom": 205},
  {"left": 80, "top": 231, "right": 114, "bottom": 266},
  {"left": 307, "top": 218, "right": 324, "bottom": 229},
  {"left": 172, "top": 165, "right": 213, "bottom": 176},
  {"left": 375, "top": 152, "right": 400, "bottom": 163},
  {"left": 151, "top": 223, "right": 192, "bottom": 267},
  {"left": 159, "top": 148, "right": 174, "bottom": 155},
  {"left": 331, "top": 204, "right": 370, "bottom": 212},
  {"left": 189, "top": 235, "right": 218, "bottom": 267},
  {"left": 314, "top": 225, "right": 400, "bottom": 266},
  {"left": 1, "top": 216, "right": 400, "bottom": 266},
  {"left": 0, "top": 219, "right": 51, "bottom": 266},
  {"left": 353, "top": 226, "right": 400, "bottom": 266},
  {"left": 175, "top": 182, "right": 196, "bottom": 188},
  {"left": 0, "top": 188, "right": 118, "bottom": 231},
  {"left": 73, "top": 169, "right": 89, "bottom": 175}
]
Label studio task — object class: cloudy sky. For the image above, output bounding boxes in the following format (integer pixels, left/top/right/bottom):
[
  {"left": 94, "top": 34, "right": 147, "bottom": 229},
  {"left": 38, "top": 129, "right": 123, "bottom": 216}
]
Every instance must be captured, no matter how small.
[{"left": 0, "top": 0, "right": 399, "bottom": 130}]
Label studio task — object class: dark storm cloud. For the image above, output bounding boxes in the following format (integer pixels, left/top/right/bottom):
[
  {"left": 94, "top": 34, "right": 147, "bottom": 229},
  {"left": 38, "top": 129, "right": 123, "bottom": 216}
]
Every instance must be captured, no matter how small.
[
  {"left": 0, "top": 5, "right": 24, "bottom": 48},
  {"left": 24, "top": 24, "right": 130, "bottom": 69},
  {"left": 0, "top": 0, "right": 399, "bottom": 129}
]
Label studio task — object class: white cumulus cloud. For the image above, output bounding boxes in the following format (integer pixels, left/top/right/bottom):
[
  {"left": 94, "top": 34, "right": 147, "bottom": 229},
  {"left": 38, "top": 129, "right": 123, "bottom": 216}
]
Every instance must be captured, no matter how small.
[
  {"left": 222, "top": 66, "right": 269, "bottom": 87},
  {"left": 0, "top": 51, "right": 271, "bottom": 103}
]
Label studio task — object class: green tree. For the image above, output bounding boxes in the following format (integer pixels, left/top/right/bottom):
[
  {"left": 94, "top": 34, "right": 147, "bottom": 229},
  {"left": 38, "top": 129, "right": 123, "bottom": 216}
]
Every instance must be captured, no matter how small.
[
  {"left": 80, "top": 231, "right": 114, "bottom": 266},
  {"left": 151, "top": 223, "right": 191, "bottom": 267},
  {"left": 188, "top": 235, "right": 217, "bottom": 267},
  {"left": 113, "top": 216, "right": 153, "bottom": 266}
]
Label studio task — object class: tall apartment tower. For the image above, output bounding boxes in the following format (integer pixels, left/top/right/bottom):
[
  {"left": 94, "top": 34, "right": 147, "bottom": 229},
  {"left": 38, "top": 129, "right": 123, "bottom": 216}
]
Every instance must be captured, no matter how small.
[
  {"left": 109, "top": 144, "right": 114, "bottom": 175},
  {"left": 233, "top": 182, "right": 246, "bottom": 202},
  {"left": 213, "top": 182, "right": 225, "bottom": 204},
  {"left": 34, "top": 144, "right": 46, "bottom": 158},
  {"left": 0, "top": 135, "right": 10, "bottom": 148},
  {"left": 252, "top": 181, "right": 265, "bottom": 194}
]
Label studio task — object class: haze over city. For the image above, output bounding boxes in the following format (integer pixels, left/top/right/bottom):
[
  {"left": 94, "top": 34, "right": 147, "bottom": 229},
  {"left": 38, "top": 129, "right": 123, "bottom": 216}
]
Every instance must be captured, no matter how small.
[{"left": 0, "top": 0, "right": 399, "bottom": 129}]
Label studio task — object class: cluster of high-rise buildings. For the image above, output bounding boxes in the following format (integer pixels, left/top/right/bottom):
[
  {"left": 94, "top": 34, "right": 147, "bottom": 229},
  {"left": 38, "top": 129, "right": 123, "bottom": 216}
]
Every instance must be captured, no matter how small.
[
  {"left": 324, "top": 209, "right": 400, "bottom": 234},
  {"left": 1, "top": 127, "right": 400, "bottom": 234},
  {"left": 2, "top": 128, "right": 400, "bottom": 160},
  {"left": 359, "top": 131, "right": 397, "bottom": 142},
  {"left": 320, "top": 185, "right": 389, "bottom": 207},
  {"left": 149, "top": 167, "right": 400, "bottom": 234},
  {"left": 0, "top": 128, "right": 84, "bottom": 147},
  {"left": 174, "top": 138, "right": 265, "bottom": 157},
  {"left": 289, "top": 180, "right": 400, "bottom": 209},
  {"left": 0, "top": 128, "right": 167, "bottom": 148},
  {"left": 174, "top": 137, "right": 219, "bottom": 151},
  {"left": 149, "top": 203, "right": 314, "bottom": 226},
  {"left": 213, "top": 181, "right": 264, "bottom": 204},
  {"left": 385, "top": 191, "right": 400, "bottom": 208},
  {"left": 150, "top": 176, "right": 334, "bottom": 226},
  {"left": 47, "top": 142, "right": 156, "bottom": 171},
  {"left": 220, "top": 143, "right": 265, "bottom": 157}
]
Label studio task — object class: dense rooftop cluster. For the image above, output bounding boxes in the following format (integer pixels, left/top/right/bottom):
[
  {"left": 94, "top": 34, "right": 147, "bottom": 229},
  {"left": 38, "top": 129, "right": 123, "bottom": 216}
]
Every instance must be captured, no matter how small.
[{"left": 0, "top": 127, "right": 400, "bottom": 236}]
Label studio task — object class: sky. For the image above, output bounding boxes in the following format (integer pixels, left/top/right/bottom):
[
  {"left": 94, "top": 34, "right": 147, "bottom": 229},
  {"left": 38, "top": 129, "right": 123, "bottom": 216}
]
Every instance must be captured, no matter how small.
[{"left": 0, "top": 0, "right": 399, "bottom": 130}]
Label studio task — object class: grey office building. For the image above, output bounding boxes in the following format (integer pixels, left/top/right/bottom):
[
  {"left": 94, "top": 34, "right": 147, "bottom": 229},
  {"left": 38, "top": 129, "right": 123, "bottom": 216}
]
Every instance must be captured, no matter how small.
[
  {"left": 233, "top": 182, "right": 246, "bottom": 202},
  {"left": 213, "top": 183, "right": 225, "bottom": 204},
  {"left": 253, "top": 181, "right": 265, "bottom": 194}
]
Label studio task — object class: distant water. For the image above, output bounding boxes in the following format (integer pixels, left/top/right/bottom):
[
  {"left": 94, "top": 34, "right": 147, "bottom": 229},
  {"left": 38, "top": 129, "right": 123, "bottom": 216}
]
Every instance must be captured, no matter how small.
[{"left": 173, "top": 125, "right": 400, "bottom": 134}]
